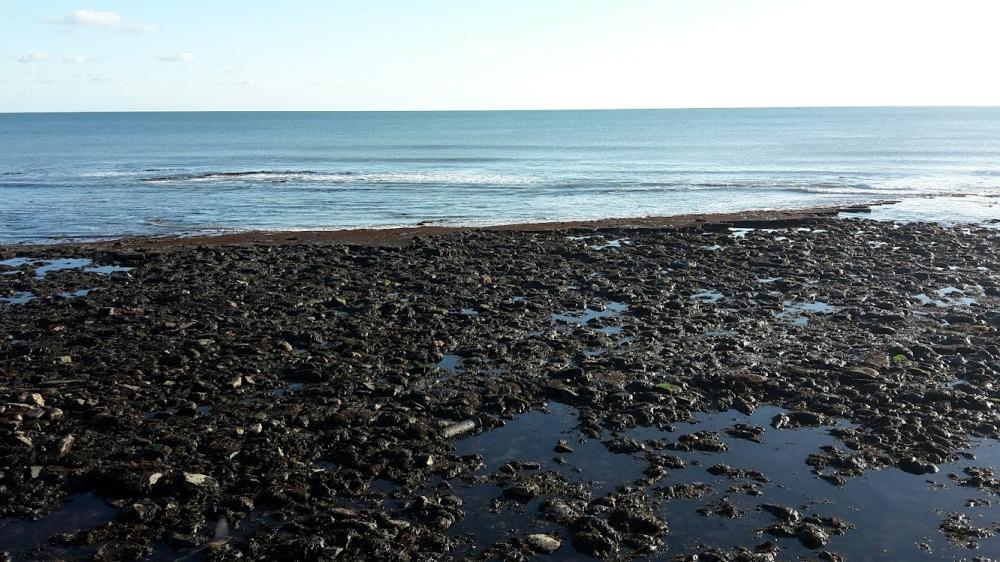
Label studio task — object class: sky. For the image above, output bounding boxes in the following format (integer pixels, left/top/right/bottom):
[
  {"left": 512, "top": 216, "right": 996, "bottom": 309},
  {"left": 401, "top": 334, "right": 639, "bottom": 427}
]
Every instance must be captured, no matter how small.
[{"left": 2, "top": 0, "right": 1000, "bottom": 112}]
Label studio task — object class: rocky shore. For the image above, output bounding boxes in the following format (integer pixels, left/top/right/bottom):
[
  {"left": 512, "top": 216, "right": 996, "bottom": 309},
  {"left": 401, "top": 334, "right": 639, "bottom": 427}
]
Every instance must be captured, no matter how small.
[{"left": 1, "top": 214, "right": 998, "bottom": 561}]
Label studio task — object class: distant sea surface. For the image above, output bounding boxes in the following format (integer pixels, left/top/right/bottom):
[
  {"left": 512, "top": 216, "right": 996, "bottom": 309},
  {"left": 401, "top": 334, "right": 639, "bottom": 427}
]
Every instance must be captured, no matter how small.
[{"left": 2, "top": 108, "right": 999, "bottom": 243}]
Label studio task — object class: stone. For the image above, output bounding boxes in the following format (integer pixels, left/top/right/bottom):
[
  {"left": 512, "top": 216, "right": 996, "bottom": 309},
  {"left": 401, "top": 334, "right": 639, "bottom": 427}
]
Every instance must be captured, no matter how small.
[
  {"left": 503, "top": 483, "right": 538, "bottom": 502},
  {"left": 540, "top": 498, "right": 582, "bottom": 524},
  {"left": 58, "top": 434, "right": 75, "bottom": 455},
  {"left": 572, "top": 532, "right": 617, "bottom": 558},
  {"left": 760, "top": 504, "right": 801, "bottom": 524},
  {"left": 525, "top": 533, "right": 561, "bottom": 554},
  {"left": 798, "top": 523, "right": 830, "bottom": 548},
  {"left": 898, "top": 457, "right": 938, "bottom": 475},
  {"left": 554, "top": 439, "right": 574, "bottom": 453}
]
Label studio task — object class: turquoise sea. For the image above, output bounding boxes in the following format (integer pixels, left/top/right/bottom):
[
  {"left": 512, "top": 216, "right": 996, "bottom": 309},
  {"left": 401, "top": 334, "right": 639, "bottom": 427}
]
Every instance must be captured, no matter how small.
[{"left": 1, "top": 107, "right": 999, "bottom": 243}]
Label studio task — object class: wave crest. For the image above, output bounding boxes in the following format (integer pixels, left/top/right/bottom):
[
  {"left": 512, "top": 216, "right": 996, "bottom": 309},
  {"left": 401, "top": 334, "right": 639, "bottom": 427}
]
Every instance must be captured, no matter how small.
[{"left": 144, "top": 170, "right": 537, "bottom": 186}]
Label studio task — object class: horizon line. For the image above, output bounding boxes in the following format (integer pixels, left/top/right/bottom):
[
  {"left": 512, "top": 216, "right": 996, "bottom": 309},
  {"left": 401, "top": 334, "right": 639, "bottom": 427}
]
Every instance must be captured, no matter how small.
[{"left": 3, "top": 104, "right": 1000, "bottom": 115}]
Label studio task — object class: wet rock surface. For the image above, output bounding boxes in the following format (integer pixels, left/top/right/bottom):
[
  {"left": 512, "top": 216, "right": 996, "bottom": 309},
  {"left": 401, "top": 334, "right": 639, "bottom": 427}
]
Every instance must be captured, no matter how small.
[{"left": 0, "top": 218, "right": 999, "bottom": 560}]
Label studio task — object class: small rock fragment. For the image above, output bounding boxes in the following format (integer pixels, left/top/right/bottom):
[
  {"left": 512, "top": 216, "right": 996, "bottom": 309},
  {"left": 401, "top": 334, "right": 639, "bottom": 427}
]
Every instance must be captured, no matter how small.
[{"left": 525, "top": 533, "right": 561, "bottom": 554}]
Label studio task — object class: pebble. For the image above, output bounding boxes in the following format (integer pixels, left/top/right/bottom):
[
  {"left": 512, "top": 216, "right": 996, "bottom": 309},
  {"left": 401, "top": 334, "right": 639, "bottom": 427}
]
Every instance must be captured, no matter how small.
[{"left": 524, "top": 534, "right": 561, "bottom": 554}]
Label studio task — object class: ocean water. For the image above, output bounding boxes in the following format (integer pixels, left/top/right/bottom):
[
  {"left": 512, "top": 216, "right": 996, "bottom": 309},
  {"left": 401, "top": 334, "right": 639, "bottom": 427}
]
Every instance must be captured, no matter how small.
[{"left": 1, "top": 108, "right": 999, "bottom": 243}]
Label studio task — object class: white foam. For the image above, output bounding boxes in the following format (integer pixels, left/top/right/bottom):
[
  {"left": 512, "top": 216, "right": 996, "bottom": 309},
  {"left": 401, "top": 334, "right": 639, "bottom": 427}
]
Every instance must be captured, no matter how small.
[{"left": 147, "top": 170, "right": 538, "bottom": 186}]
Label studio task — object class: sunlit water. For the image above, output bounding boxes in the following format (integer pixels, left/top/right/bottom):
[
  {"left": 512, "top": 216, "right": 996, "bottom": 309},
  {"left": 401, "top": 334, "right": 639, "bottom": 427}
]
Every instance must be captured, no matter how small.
[
  {"left": 450, "top": 402, "right": 1000, "bottom": 561},
  {"left": 2, "top": 108, "right": 1000, "bottom": 243}
]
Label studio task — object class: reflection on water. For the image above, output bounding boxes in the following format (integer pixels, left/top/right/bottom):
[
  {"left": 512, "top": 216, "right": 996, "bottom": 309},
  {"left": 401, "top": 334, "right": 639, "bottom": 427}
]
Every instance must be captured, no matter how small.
[
  {"left": 449, "top": 402, "right": 999, "bottom": 561},
  {"left": 550, "top": 302, "right": 629, "bottom": 326},
  {"left": 0, "top": 257, "right": 133, "bottom": 280},
  {"left": 0, "top": 493, "right": 118, "bottom": 559},
  {"left": 862, "top": 195, "right": 1000, "bottom": 227},
  {"left": 777, "top": 300, "right": 838, "bottom": 326}
]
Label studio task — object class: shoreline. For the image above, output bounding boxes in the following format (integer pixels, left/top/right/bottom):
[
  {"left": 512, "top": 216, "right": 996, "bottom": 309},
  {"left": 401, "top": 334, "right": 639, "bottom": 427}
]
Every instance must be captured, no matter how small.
[{"left": 0, "top": 202, "right": 883, "bottom": 252}]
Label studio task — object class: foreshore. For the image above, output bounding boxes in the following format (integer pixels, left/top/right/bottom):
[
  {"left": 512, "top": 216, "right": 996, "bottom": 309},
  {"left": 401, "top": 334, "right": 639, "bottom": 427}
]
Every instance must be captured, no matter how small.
[
  {"left": 1, "top": 208, "right": 998, "bottom": 561},
  {"left": 2, "top": 203, "right": 882, "bottom": 251}
]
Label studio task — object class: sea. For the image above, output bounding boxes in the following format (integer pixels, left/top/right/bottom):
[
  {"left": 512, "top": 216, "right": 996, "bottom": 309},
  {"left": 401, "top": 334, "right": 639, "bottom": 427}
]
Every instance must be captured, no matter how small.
[{"left": 1, "top": 107, "right": 999, "bottom": 243}]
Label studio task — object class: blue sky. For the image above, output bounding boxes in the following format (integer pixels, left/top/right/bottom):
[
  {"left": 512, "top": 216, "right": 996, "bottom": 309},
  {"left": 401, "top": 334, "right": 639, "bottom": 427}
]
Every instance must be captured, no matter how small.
[{"left": 2, "top": 0, "right": 999, "bottom": 112}]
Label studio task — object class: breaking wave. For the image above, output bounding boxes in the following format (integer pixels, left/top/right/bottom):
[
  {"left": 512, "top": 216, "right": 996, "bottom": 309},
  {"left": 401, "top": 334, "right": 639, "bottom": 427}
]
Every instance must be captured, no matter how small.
[{"left": 144, "top": 170, "right": 537, "bottom": 186}]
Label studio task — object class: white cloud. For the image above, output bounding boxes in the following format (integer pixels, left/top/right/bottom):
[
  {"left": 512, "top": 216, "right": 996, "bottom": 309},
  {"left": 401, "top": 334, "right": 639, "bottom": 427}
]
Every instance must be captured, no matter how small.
[
  {"left": 158, "top": 52, "right": 197, "bottom": 63},
  {"left": 46, "top": 10, "right": 158, "bottom": 33},
  {"left": 15, "top": 53, "right": 90, "bottom": 64},
  {"left": 18, "top": 52, "right": 50, "bottom": 63},
  {"left": 73, "top": 73, "right": 113, "bottom": 83},
  {"left": 206, "top": 77, "right": 258, "bottom": 87}
]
